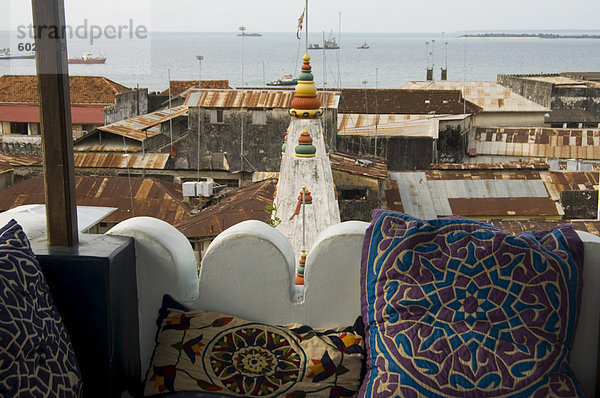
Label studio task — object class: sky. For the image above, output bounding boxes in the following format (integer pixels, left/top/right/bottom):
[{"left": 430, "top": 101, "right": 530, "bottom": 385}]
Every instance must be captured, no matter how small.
[{"left": 4, "top": 0, "right": 600, "bottom": 34}]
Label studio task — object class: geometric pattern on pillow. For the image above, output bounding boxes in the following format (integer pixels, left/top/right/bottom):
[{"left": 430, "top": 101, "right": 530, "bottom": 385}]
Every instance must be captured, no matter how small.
[
  {"left": 359, "top": 210, "right": 584, "bottom": 397},
  {"left": 144, "top": 295, "right": 365, "bottom": 397},
  {"left": 0, "top": 219, "right": 82, "bottom": 397}
]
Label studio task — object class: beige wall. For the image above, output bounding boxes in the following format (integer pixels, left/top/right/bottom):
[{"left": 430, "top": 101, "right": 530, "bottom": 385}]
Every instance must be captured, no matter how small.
[{"left": 474, "top": 112, "right": 547, "bottom": 128}]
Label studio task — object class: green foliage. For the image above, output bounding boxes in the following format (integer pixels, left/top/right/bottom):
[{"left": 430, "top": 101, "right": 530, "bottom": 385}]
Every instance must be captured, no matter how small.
[{"left": 265, "top": 204, "right": 281, "bottom": 228}]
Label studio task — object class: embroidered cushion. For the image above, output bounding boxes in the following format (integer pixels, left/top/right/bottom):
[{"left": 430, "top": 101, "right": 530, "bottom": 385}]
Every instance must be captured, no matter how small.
[
  {"left": 360, "top": 210, "right": 584, "bottom": 397},
  {"left": 0, "top": 219, "right": 82, "bottom": 397},
  {"left": 144, "top": 295, "right": 365, "bottom": 397}
]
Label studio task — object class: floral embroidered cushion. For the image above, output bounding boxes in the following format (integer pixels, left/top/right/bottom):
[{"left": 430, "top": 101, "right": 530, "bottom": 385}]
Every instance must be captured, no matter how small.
[
  {"left": 359, "top": 210, "right": 584, "bottom": 397},
  {"left": 0, "top": 219, "right": 82, "bottom": 397},
  {"left": 144, "top": 295, "right": 365, "bottom": 397}
]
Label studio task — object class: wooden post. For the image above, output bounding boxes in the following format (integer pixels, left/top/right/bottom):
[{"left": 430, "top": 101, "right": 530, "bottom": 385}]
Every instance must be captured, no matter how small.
[{"left": 31, "top": 0, "right": 78, "bottom": 246}]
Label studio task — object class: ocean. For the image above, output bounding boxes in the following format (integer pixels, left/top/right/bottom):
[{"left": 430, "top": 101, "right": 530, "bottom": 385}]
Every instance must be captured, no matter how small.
[{"left": 2, "top": 31, "right": 600, "bottom": 92}]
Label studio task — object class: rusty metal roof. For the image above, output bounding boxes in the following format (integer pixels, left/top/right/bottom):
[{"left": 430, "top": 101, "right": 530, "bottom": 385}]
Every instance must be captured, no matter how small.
[
  {"left": 174, "top": 179, "right": 276, "bottom": 239},
  {"left": 184, "top": 89, "right": 340, "bottom": 109},
  {"left": 471, "top": 127, "right": 600, "bottom": 160},
  {"left": 448, "top": 197, "right": 559, "bottom": 217},
  {"left": 338, "top": 89, "right": 482, "bottom": 114},
  {"left": 73, "top": 153, "right": 169, "bottom": 169},
  {"left": 329, "top": 152, "right": 388, "bottom": 180},
  {"left": 541, "top": 171, "right": 599, "bottom": 201},
  {"left": 97, "top": 105, "right": 188, "bottom": 141},
  {"left": 337, "top": 113, "right": 444, "bottom": 138},
  {"left": 432, "top": 162, "right": 549, "bottom": 170},
  {"left": 400, "top": 81, "right": 549, "bottom": 113},
  {"left": 0, "top": 175, "right": 196, "bottom": 225},
  {"left": 488, "top": 220, "right": 600, "bottom": 237},
  {"left": 0, "top": 153, "right": 41, "bottom": 166},
  {"left": 390, "top": 170, "right": 563, "bottom": 219}
]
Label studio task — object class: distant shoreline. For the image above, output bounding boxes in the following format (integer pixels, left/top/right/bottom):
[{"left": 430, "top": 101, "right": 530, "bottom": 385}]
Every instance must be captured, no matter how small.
[{"left": 460, "top": 33, "right": 600, "bottom": 39}]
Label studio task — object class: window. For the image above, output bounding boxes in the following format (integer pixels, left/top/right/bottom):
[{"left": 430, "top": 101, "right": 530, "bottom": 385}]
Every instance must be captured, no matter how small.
[
  {"left": 210, "top": 109, "right": 224, "bottom": 123},
  {"left": 338, "top": 186, "right": 368, "bottom": 200},
  {"left": 252, "top": 110, "right": 267, "bottom": 125},
  {"left": 10, "top": 122, "right": 28, "bottom": 135}
]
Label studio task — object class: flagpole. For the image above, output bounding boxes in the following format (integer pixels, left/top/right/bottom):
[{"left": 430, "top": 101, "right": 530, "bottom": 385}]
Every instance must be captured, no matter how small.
[{"left": 305, "top": 0, "right": 308, "bottom": 53}]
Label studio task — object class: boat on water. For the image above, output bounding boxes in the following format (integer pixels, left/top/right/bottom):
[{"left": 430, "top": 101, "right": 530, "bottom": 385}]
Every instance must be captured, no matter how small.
[
  {"left": 238, "top": 32, "right": 262, "bottom": 37},
  {"left": 357, "top": 42, "right": 370, "bottom": 49},
  {"left": 0, "top": 48, "right": 35, "bottom": 60},
  {"left": 267, "top": 73, "right": 298, "bottom": 86},
  {"left": 68, "top": 50, "right": 106, "bottom": 64}
]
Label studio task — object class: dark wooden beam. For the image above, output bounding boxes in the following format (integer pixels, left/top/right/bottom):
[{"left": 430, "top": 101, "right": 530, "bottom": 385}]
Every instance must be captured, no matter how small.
[{"left": 31, "top": 0, "right": 78, "bottom": 246}]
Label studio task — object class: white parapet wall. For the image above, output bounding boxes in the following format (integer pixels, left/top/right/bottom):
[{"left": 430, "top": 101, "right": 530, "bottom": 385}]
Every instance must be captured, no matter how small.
[{"left": 107, "top": 217, "right": 600, "bottom": 395}]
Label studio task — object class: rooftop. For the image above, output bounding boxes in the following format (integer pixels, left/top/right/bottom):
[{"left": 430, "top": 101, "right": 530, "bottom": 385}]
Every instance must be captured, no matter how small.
[
  {"left": 337, "top": 89, "right": 482, "bottom": 114},
  {"left": 399, "top": 81, "right": 549, "bottom": 113},
  {"left": 471, "top": 127, "right": 600, "bottom": 160},
  {"left": 183, "top": 89, "right": 340, "bottom": 109},
  {"left": 174, "top": 178, "right": 276, "bottom": 239},
  {"left": 0, "top": 175, "right": 196, "bottom": 225},
  {"left": 337, "top": 113, "right": 469, "bottom": 138},
  {"left": 158, "top": 80, "right": 231, "bottom": 97},
  {"left": 0, "top": 75, "right": 130, "bottom": 105},
  {"left": 92, "top": 105, "right": 188, "bottom": 142}
]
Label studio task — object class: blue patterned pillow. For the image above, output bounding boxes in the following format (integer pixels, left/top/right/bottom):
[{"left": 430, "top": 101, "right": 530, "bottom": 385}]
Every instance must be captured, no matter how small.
[
  {"left": 0, "top": 219, "right": 82, "bottom": 397},
  {"left": 360, "top": 210, "right": 584, "bottom": 397}
]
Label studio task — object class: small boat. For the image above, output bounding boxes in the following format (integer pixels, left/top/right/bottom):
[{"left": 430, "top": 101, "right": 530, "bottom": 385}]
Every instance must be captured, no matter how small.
[
  {"left": 238, "top": 32, "right": 262, "bottom": 37},
  {"left": 68, "top": 50, "right": 106, "bottom": 64},
  {"left": 357, "top": 42, "right": 370, "bottom": 49},
  {"left": 0, "top": 48, "right": 35, "bottom": 60},
  {"left": 267, "top": 73, "right": 298, "bottom": 86},
  {"left": 309, "top": 37, "right": 339, "bottom": 50}
]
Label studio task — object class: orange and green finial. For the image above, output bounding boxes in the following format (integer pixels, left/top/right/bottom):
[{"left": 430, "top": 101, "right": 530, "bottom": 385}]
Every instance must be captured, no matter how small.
[
  {"left": 296, "top": 250, "right": 307, "bottom": 285},
  {"left": 290, "top": 52, "right": 322, "bottom": 118},
  {"left": 295, "top": 128, "right": 316, "bottom": 158}
]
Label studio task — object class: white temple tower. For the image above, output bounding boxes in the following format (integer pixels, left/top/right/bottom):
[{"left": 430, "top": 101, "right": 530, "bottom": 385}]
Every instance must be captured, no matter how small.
[{"left": 273, "top": 52, "right": 341, "bottom": 285}]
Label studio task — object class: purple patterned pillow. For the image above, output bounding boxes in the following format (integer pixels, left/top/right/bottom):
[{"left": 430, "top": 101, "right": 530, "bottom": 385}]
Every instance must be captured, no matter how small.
[{"left": 359, "top": 210, "right": 584, "bottom": 397}]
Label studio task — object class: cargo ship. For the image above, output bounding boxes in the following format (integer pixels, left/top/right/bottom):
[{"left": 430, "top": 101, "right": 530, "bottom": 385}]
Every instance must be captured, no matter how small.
[
  {"left": 68, "top": 50, "right": 106, "bottom": 64},
  {"left": 0, "top": 48, "right": 35, "bottom": 60}
]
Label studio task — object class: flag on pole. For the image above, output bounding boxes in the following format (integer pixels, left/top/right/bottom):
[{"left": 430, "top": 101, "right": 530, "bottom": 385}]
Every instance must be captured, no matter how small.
[{"left": 296, "top": 9, "right": 305, "bottom": 40}]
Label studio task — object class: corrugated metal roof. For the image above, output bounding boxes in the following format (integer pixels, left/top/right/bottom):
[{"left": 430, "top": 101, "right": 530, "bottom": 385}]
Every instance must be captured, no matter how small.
[
  {"left": 329, "top": 152, "right": 388, "bottom": 180},
  {"left": 541, "top": 171, "right": 599, "bottom": 201},
  {"left": 174, "top": 179, "right": 276, "bottom": 239},
  {"left": 97, "top": 105, "right": 188, "bottom": 141},
  {"left": 0, "top": 175, "right": 196, "bottom": 225},
  {"left": 184, "top": 89, "right": 340, "bottom": 109},
  {"left": 471, "top": 127, "right": 600, "bottom": 160},
  {"left": 0, "top": 153, "right": 41, "bottom": 166},
  {"left": 390, "top": 172, "right": 437, "bottom": 219},
  {"left": 489, "top": 220, "right": 600, "bottom": 237},
  {"left": 73, "top": 153, "right": 169, "bottom": 169},
  {"left": 449, "top": 197, "right": 560, "bottom": 217},
  {"left": 337, "top": 113, "right": 444, "bottom": 138},
  {"left": 428, "top": 179, "right": 548, "bottom": 199},
  {"left": 400, "top": 81, "right": 549, "bottom": 113}
]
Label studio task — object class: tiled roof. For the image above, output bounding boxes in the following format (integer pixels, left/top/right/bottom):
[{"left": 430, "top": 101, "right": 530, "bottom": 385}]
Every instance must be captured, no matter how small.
[
  {"left": 400, "top": 81, "right": 549, "bottom": 113},
  {"left": 0, "top": 75, "right": 130, "bottom": 105},
  {"left": 174, "top": 179, "right": 276, "bottom": 239},
  {"left": 471, "top": 127, "right": 600, "bottom": 160},
  {"left": 338, "top": 89, "right": 482, "bottom": 114},
  {"left": 159, "top": 80, "right": 231, "bottom": 97},
  {"left": 184, "top": 89, "right": 340, "bottom": 109},
  {"left": 0, "top": 175, "right": 195, "bottom": 225}
]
